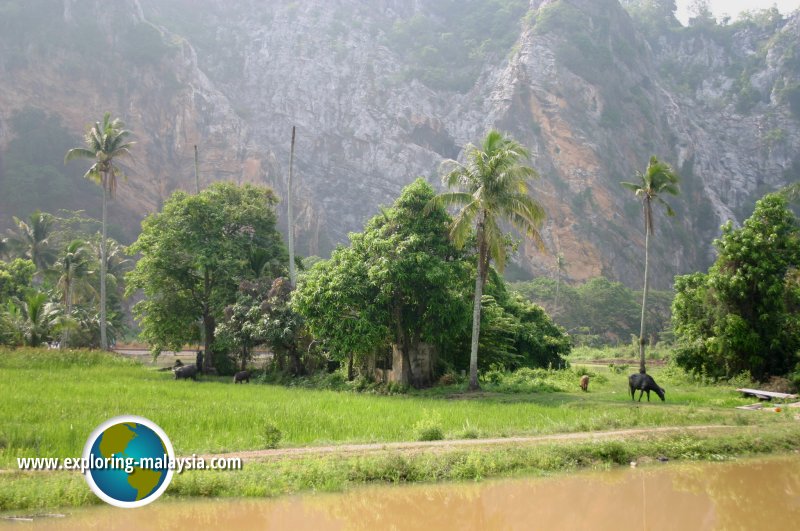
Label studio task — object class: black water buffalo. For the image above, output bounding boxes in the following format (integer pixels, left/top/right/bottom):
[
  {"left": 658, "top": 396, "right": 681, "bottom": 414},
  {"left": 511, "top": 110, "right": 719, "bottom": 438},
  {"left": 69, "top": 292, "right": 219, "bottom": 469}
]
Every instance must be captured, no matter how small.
[
  {"left": 629, "top": 373, "right": 665, "bottom": 402},
  {"left": 174, "top": 364, "right": 198, "bottom": 380},
  {"left": 234, "top": 370, "right": 250, "bottom": 384}
]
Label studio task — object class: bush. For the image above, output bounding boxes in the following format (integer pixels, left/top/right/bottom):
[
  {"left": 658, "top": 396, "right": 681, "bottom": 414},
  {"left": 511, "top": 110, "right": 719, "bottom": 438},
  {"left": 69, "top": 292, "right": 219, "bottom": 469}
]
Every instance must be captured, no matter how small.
[
  {"left": 262, "top": 422, "right": 282, "bottom": 449},
  {"left": 413, "top": 416, "right": 444, "bottom": 442},
  {"left": 438, "top": 372, "right": 460, "bottom": 386}
]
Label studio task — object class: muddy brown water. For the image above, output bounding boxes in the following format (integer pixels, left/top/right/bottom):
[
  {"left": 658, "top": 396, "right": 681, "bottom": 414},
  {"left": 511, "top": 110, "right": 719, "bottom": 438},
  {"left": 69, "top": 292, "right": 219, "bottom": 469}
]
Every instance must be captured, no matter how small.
[{"left": 3, "top": 455, "right": 799, "bottom": 530}]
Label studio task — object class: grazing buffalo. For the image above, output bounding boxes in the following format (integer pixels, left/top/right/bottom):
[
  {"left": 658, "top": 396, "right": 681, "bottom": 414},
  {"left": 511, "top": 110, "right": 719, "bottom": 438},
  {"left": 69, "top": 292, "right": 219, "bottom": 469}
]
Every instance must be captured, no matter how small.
[
  {"left": 173, "top": 364, "right": 198, "bottom": 381},
  {"left": 629, "top": 373, "right": 665, "bottom": 402},
  {"left": 580, "top": 375, "right": 590, "bottom": 392},
  {"left": 234, "top": 370, "right": 250, "bottom": 384}
]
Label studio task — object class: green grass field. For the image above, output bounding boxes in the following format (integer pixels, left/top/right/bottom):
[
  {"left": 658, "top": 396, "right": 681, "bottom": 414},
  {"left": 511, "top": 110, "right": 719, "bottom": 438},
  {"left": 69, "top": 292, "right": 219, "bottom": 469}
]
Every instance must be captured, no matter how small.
[{"left": 0, "top": 348, "right": 794, "bottom": 470}]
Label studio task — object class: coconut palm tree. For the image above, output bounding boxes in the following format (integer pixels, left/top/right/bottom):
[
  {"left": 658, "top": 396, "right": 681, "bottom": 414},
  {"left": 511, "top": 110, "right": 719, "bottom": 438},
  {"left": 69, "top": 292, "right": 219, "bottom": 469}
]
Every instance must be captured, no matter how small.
[
  {"left": 429, "top": 129, "right": 546, "bottom": 391},
  {"left": 621, "top": 156, "right": 680, "bottom": 374},
  {"left": 54, "top": 240, "right": 95, "bottom": 348},
  {"left": 6, "top": 210, "right": 57, "bottom": 275},
  {"left": 11, "top": 291, "right": 56, "bottom": 347},
  {"left": 65, "top": 113, "right": 134, "bottom": 350}
]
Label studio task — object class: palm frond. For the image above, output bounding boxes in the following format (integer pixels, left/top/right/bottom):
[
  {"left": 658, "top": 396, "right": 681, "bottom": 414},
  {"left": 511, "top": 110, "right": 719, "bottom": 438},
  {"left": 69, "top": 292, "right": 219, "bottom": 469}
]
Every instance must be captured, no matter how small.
[{"left": 64, "top": 148, "right": 97, "bottom": 163}]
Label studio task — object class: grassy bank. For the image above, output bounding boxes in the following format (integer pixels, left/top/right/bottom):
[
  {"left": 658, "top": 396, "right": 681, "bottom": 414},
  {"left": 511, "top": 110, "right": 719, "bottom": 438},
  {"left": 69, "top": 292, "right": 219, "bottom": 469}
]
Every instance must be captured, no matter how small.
[
  {"left": 2, "top": 424, "right": 799, "bottom": 512},
  {"left": 0, "top": 348, "right": 795, "bottom": 466},
  {"left": 1, "top": 347, "right": 799, "bottom": 511}
]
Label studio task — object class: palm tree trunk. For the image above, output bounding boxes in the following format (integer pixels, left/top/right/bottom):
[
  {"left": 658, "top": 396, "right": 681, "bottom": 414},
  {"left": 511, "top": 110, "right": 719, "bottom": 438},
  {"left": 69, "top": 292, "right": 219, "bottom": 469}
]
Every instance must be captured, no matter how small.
[
  {"left": 468, "top": 263, "right": 483, "bottom": 391},
  {"left": 638, "top": 212, "right": 650, "bottom": 374},
  {"left": 468, "top": 221, "right": 486, "bottom": 392},
  {"left": 62, "top": 281, "right": 73, "bottom": 349},
  {"left": 100, "top": 180, "right": 108, "bottom": 351}
]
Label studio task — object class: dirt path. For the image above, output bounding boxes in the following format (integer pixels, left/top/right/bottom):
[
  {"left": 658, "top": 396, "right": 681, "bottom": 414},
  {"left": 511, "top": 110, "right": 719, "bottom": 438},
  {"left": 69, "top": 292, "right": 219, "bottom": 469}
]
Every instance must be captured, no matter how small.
[
  {"left": 0, "top": 425, "right": 745, "bottom": 474},
  {"left": 197, "top": 425, "right": 736, "bottom": 462}
]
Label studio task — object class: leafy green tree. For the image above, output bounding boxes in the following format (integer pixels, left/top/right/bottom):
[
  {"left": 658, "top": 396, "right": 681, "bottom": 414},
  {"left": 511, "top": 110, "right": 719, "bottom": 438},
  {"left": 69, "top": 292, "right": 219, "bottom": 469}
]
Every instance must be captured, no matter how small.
[
  {"left": 295, "top": 179, "right": 470, "bottom": 386},
  {"left": 430, "top": 130, "right": 545, "bottom": 390},
  {"left": 5, "top": 210, "right": 57, "bottom": 274},
  {"left": 256, "top": 278, "right": 310, "bottom": 376},
  {"left": 474, "top": 278, "right": 570, "bottom": 371},
  {"left": 215, "top": 281, "right": 270, "bottom": 373},
  {"left": 621, "top": 156, "right": 680, "bottom": 373},
  {"left": 65, "top": 113, "right": 134, "bottom": 350},
  {"left": 0, "top": 258, "right": 35, "bottom": 302},
  {"left": 293, "top": 246, "right": 386, "bottom": 380},
  {"left": 673, "top": 194, "right": 800, "bottom": 380},
  {"left": 126, "top": 182, "right": 287, "bottom": 371}
]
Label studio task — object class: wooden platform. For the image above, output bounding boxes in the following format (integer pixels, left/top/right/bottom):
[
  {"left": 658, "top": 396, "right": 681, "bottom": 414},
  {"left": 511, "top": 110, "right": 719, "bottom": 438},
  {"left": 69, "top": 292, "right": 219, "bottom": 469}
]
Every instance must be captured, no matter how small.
[{"left": 736, "top": 388, "right": 798, "bottom": 401}]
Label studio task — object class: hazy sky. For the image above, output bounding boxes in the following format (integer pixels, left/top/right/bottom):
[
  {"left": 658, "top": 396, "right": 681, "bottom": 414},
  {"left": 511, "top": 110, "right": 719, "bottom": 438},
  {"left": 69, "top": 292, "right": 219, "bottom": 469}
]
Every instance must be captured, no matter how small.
[{"left": 675, "top": 0, "right": 800, "bottom": 24}]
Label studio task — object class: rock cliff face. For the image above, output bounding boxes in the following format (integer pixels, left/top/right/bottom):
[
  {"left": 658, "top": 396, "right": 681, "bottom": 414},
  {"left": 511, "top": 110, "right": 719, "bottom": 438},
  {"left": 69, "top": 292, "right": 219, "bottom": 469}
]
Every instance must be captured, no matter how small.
[{"left": 1, "top": 0, "right": 798, "bottom": 288}]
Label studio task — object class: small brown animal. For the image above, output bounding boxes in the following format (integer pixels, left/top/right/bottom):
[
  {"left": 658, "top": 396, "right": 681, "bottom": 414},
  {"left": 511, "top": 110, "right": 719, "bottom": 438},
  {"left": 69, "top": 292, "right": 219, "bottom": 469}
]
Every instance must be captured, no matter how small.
[
  {"left": 234, "top": 370, "right": 250, "bottom": 384},
  {"left": 580, "top": 374, "right": 589, "bottom": 392}
]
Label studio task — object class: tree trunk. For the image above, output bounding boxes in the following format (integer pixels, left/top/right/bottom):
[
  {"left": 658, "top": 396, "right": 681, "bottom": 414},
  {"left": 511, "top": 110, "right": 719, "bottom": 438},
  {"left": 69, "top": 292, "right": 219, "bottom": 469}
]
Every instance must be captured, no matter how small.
[
  {"left": 638, "top": 204, "right": 651, "bottom": 374},
  {"left": 202, "top": 308, "right": 215, "bottom": 373},
  {"left": 100, "top": 178, "right": 108, "bottom": 350},
  {"left": 347, "top": 351, "right": 354, "bottom": 381},
  {"left": 289, "top": 345, "right": 304, "bottom": 376},
  {"left": 202, "top": 268, "right": 215, "bottom": 373},
  {"left": 61, "top": 279, "right": 72, "bottom": 349},
  {"left": 468, "top": 219, "right": 487, "bottom": 392},
  {"left": 393, "top": 299, "right": 414, "bottom": 387}
]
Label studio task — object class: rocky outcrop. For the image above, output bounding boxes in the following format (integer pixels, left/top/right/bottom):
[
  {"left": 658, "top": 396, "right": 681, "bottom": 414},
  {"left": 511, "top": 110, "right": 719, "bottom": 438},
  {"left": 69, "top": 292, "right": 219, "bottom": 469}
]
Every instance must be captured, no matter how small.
[{"left": 1, "top": 0, "right": 797, "bottom": 288}]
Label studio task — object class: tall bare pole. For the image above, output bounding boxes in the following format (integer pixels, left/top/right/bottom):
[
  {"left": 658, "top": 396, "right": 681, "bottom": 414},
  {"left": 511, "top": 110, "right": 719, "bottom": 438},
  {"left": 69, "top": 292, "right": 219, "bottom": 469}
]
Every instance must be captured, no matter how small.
[
  {"left": 194, "top": 144, "right": 200, "bottom": 194},
  {"left": 288, "top": 126, "right": 297, "bottom": 288}
]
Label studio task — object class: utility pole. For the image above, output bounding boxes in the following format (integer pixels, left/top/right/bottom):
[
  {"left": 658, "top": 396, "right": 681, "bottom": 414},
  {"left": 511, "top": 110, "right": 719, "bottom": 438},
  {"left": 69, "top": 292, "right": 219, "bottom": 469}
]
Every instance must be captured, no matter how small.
[
  {"left": 194, "top": 144, "right": 200, "bottom": 194},
  {"left": 287, "top": 126, "right": 297, "bottom": 288}
]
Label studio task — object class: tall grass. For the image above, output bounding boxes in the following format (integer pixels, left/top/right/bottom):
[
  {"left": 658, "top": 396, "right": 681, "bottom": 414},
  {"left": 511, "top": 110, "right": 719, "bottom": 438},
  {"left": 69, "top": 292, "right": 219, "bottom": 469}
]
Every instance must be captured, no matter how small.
[{"left": 0, "top": 348, "right": 792, "bottom": 469}]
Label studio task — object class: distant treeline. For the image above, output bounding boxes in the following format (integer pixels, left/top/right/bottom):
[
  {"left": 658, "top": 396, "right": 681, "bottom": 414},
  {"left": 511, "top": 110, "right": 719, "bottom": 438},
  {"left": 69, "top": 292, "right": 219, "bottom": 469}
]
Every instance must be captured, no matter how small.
[{"left": 510, "top": 277, "right": 673, "bottom": 347}]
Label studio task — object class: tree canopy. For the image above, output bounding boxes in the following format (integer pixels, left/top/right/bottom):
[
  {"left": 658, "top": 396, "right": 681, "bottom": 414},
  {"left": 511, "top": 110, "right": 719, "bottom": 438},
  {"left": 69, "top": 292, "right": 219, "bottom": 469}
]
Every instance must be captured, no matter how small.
[
  {"left": 295, "top": 178, "right": 567, "bottom": 386},
  {"left": 294, "top": 178, "right": 471, "bottom": 386},
  {"left": 672, "top": 194, "right": 800, "bottom": 381},
  {"left": 126, "top": 182, "right": 287, "bottom": 365}
]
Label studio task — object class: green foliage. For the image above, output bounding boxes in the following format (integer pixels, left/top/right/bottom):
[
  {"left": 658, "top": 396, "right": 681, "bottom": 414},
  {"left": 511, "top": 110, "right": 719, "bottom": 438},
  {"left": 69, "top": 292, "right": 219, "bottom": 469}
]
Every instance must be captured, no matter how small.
[
  {"left": 294, "top": 179, "right": 471, "bottom": 385},
  {"left": 386, "top": 0, "right": 528, "bottom": 92},
  {"left": 673, "top": 194, "right": 800, "bottom": 381},
  {"left": 3, "top": 291, "right": 56, "bottom": 347},
  {"left": 413, "top": 415, "right": 445, "bottom": 441},
  {"left": 0, "top": 258, "right": 34, "bottom": 302},
  {"left": 262, "top": 422, "right": 282, "bottom": 450},
  {"left": 4, "top": 210, "right": 58, "bottom": 273},
  {"left": 126, "top": 182, "right": 287, "bottom": 356},
  {"left": 254, "top": 278, "right": 311, "bottom": 375},
  {"left": 512, "top": 276, "right": 673, "bottom": 346},
  {"left": 479, "top": 367, "right": 606, "bottom": 394}
]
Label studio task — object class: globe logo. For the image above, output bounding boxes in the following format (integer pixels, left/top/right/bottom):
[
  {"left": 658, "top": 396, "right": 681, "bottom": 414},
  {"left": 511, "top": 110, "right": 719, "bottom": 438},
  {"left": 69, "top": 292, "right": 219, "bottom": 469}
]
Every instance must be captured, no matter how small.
[{"left": 82, "top": 415, "right": 175, "bottom": 508}]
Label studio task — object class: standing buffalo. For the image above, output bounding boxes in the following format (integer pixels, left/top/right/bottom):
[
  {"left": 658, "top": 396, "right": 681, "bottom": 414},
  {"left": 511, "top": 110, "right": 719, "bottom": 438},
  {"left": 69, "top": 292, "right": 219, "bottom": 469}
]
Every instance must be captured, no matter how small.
[
  {"left": 580, "top": 375, "right": 589, "bottom": 392},
  {"left": 234, "top": 370, "right": 250, "bottom": 384},
  {"left": 174, "top": 364, "right": 198, "bottom": 381},
  {"left": 629, "top": 373, "right": 665, "bottom": 402}
]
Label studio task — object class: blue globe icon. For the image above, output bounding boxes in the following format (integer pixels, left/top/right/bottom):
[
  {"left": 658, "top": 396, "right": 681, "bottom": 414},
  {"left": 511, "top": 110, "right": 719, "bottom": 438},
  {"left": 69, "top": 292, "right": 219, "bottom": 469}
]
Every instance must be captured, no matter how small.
[{"left": 83, "top": 416, "right": 174, "bottom": 508}]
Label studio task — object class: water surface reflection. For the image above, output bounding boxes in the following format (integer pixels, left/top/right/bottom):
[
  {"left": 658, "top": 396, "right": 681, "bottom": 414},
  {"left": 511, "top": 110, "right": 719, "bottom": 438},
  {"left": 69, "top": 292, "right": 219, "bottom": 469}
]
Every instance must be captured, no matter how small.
[{"left": 5, "top": 455, "right": 799, "bottom": 530}]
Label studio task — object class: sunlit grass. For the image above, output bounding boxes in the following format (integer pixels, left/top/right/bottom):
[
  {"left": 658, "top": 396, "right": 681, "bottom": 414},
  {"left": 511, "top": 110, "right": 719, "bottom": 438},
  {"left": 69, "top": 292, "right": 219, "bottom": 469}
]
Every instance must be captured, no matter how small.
[{"left": 0, "top": 348, "right": 793, "bottom": 469}]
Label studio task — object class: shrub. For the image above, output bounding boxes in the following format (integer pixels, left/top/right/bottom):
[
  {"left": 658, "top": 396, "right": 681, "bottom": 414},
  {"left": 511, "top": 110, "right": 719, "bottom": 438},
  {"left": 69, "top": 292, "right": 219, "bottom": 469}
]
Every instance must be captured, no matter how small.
[
  {"left": 413, "top": 417, "right": 444, "bottom": 442},
  {"left": 262, "top": 422, "right": 282, "bottom": 449}
]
